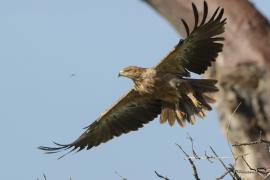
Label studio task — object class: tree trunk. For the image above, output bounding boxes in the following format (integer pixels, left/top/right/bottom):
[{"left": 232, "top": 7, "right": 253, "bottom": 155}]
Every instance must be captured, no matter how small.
[{"left": 143, "top": 0, "right": 270, "bottom": 179}]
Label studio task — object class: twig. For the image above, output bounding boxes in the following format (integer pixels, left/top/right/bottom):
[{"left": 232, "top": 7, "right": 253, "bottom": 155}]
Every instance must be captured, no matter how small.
[
  {"left": 154, "top": 170, "right": 170, "bottom": 180},
  {"left": 226, "top": 102, "right": 242, "bottom": 162},
  {"left": 187, "top": 133, "right": 200, "bottom": 160},
  {"left": 184, "top": 156, "right": 231, "bottom": 161},
  {"left": 216, "top": 168, "right": 233, "bottom": 180},
  {"left": 204, "top": 151, "right": 214, "bottom": 163},
  {"left": 37, "top": 174, "right": 47, "bottom": 180},
  {"left": 229, "top": 164, "right": 243, "bottom": 179},
  {"left": 176, "top": 143, "right": 200, "bottom": 180},
  {"left": 232, "top": 139, "right": 270, "bottom": 146},
  {"left": 210, "top": 146, "right": 230, "bottom": 172},
  {"left": 241, "top": 156, "right": 269, "bottom": 177},
  {"left": 209, "top": 150, "right": 270, "bottom": 179},
  {"left": 264, "top": 172, "right": 270, "bottom": 179},
  {"left": 232, "top": 131, "right": 270, "bottom": 147},
  {"left": 115, "top": 171, "right": 127, "bottom": 180},
  {"left": 210, "top": 146, "right": 241, "bottom": 180}
]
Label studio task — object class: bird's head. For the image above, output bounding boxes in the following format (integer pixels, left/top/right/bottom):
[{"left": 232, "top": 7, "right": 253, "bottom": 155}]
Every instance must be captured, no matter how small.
[{"left": 118, "top": 66, "right": 145, "bottom": 80}]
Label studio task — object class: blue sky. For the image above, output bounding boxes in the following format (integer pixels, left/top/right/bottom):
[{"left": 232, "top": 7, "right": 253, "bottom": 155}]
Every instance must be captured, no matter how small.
[{"left": 0, "top": 0, "right": 269, "bottom": 179}]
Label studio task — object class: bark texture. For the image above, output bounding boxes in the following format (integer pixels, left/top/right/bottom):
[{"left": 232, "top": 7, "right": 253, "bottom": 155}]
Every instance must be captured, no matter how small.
[{"left": 143, "top": 0, "right": 270, "bottom": 179}]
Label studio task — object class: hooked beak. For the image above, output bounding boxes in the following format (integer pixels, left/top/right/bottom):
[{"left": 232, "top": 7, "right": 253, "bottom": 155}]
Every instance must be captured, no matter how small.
[{"left": 118, "top": 70, "right": 124, "bottom": 77}]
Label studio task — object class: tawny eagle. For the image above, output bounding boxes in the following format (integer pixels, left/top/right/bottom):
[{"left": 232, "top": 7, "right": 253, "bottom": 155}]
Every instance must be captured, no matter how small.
[{"left": 39, "top": 1, "right": 226, "bottom": 158}]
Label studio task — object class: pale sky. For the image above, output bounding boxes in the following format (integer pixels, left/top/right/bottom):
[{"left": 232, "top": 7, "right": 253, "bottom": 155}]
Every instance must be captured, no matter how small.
[{"left": 0, "top": 0, "right": 269, "bottom": 179}]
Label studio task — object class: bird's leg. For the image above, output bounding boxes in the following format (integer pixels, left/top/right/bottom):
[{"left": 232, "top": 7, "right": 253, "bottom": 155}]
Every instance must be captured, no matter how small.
[
  {"left": 187, "top": 92, "right": 202, "bottom": 108},
  {"left": 181, "top": 80, "right": 202, "bottom": 109}
]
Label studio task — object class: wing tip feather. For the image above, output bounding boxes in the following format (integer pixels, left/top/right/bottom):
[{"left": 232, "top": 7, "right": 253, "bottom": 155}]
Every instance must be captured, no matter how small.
[
  {"left": 199, "top": 1, "right": 208, "bottom": 26},
  {"left": 192, "top": 2, "right": 199, "bottom": 29},
  {"left": 38, "top": 141, "right": 79, "bottom": 159},
  {"left": 181, "top": 19, "right": 190, "bottom": 37}
]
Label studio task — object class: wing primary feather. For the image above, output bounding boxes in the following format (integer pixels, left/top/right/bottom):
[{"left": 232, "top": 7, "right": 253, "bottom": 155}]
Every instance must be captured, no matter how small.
[
  {"left": 215, "top": 8, "right": 224, "bottom": 22},
  {"left": 200, "top": 1, "right": 208, "bottom": 26},
  {"left": 76, "top": 146, "right": 85, "bottom": 153},
  {"left": 209, "top": 7, "right": 220, "bottom": 22},
  {"left": 57, "top": 147, "right": 77, "bottom": 159},
  {"left": 181, "top": 19, "right": 190, "bottom": 37},
  {"left": 192, "top": 3, "right": 199, "bottom": 29},
  {"left": 38, "top": 141, "right": 76, "bottom": 159},
  {"left": 155, "top": 1, "right": 226, "bottom": 75},
  {"left": 221, "top": 18, "right": 227, "bottom": 24}
]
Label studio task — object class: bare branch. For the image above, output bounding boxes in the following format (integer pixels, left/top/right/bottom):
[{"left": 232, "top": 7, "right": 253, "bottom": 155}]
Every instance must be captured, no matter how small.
[
  {"left": 176, "top": 143, "right": 200, "bottom": 180},
  {"left": 154, "top": 171, "right": 170, "bottom": 180},
  {"left": 232, "top": 131, "right": 270, "bottom": 147},
  {"left": 210, "top": 146, "right": 241, "bottom": 180},
  {"left": 225, "top": 102, "right": 242, "bottom": 162},
  {"left": 187, "top": 133, "right": 200, "bottom": 160},
  {"left": 241, "top": 156, "right": 269, "bottom": 178},
  {"left": 216, "top": 168, "right": 233, "bottom": 180},
  {"left": 184, "top": 155, "right": 231, "bottom": 161},
  {"left": 115, "top": 171, "right": 127, "bottom": 180}
]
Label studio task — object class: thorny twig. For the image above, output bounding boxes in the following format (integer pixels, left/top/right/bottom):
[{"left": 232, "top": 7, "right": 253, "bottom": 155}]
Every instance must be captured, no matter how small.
[
  {"left": 229, "top": 130, "right": 270, "bottom": 179},
  {"left": 210, "top": 146, "right": 241, "bottom": 180},
  {"left": 184, "top": 134, "right": 231, "bottom": 162},
  {"left": 173, "top": 103, "right": 270, "bottom": 180},
  {"left": 187, "top": 133, "right": 201, "bottom": 160},
  {"left": 184, "top": 155, "right": 231, "bottom": 161},
  {"left": 154, "top": 170, "right": 170, "bottom": 180},
  {"left": 232, "top": 131, "right": 270, "bottom": 147},
  {"left": 176, "top": 135, "right": 270, "bottom": 180},
  {"left": 216, "top": 168, "right": 233, "bottom": 180},
  {"left": 176, "top": 143, "right": 200, "bottom": 180},
  {"left": 240, "top": 156, "right": 270, "bottom": 178}
]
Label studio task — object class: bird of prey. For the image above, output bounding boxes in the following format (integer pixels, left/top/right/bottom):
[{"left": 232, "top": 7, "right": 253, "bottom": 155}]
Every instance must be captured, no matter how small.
[{"left": 39, "top": 1, "right": 226, "bottom": 158}]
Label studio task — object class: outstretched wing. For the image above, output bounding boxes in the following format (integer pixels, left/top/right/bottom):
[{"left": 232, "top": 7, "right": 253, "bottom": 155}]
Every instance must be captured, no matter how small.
[
  {"left": 155, "top": 1, "right": 226, "bottom": 75},
  {"left": 39, "top": 90, "right": 161, "bottom": 158}
]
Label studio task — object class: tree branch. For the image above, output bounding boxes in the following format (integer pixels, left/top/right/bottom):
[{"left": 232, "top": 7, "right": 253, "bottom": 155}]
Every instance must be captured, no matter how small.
[
  {"left": 176, "top": 143, "right": 200, "bottom": 180},
  {"left": 154, "top": 171, "right": 170, "bottom": 180}
]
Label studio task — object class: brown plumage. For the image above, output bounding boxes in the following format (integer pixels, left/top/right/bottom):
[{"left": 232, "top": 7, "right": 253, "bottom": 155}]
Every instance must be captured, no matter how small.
[{"left": 39, "top": 1, "right": 226, "bottom": 158}]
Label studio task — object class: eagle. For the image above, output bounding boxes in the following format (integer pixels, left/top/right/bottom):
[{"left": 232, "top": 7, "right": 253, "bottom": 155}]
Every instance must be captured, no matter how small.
[{"left": 39, "top": 1, "right": 226, "bottom": 158}]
